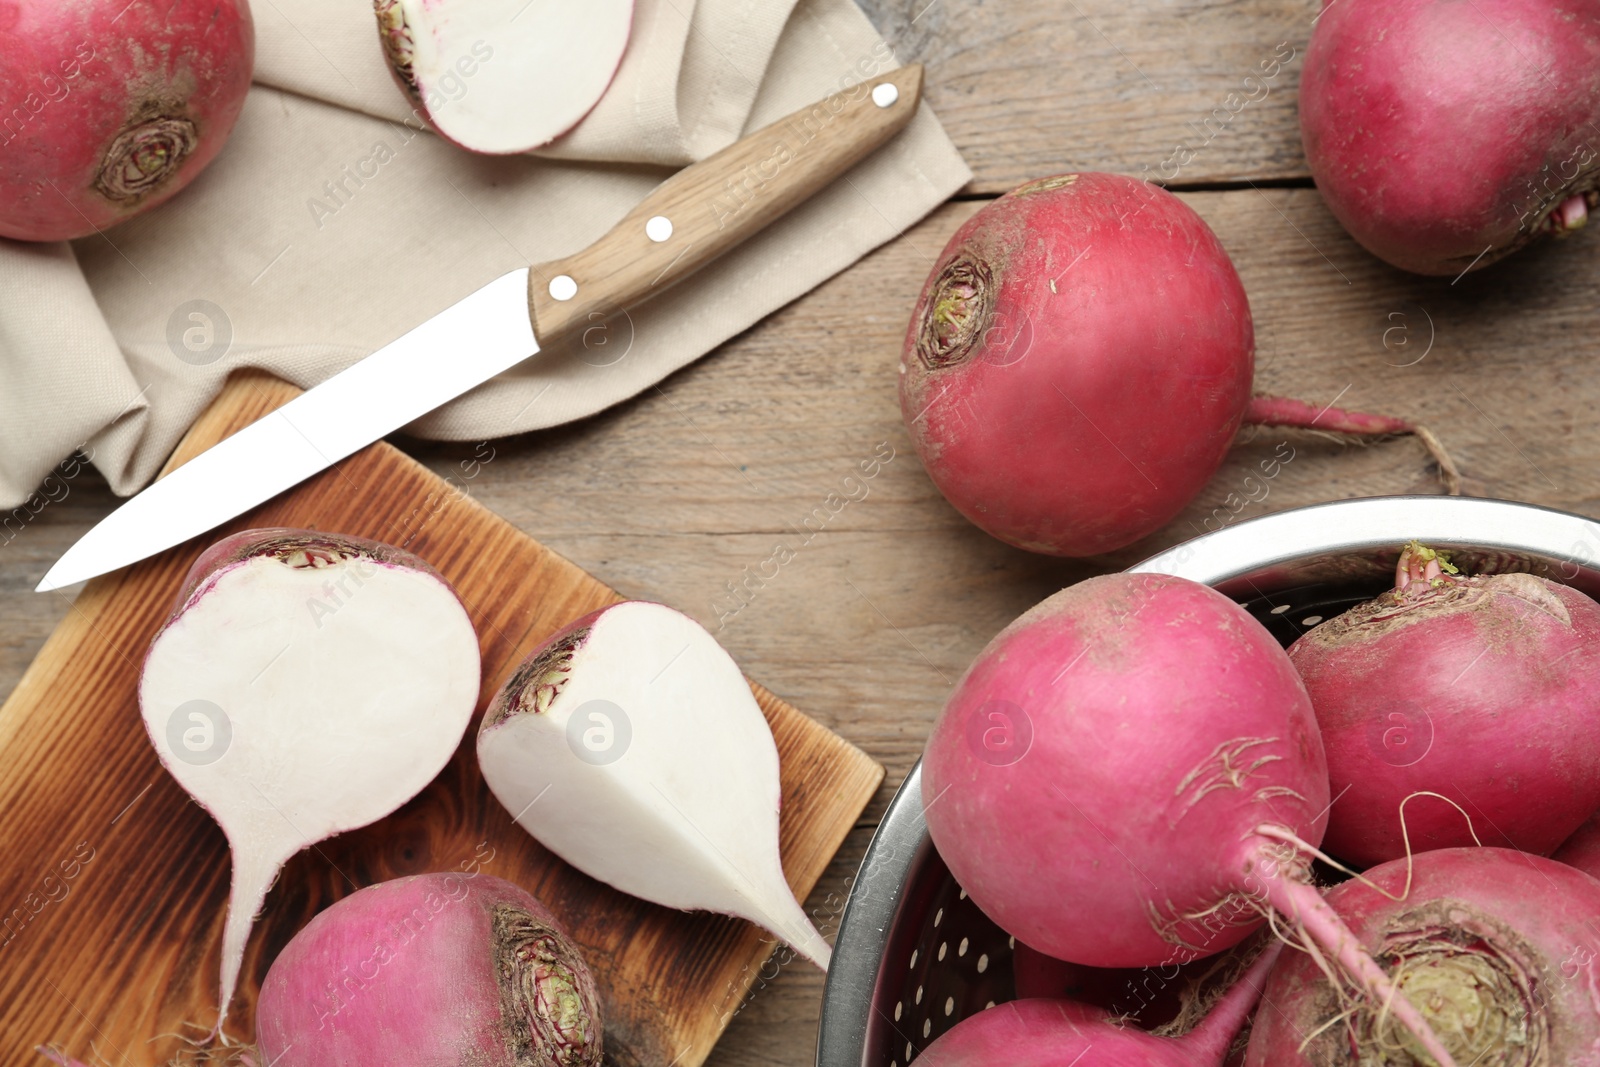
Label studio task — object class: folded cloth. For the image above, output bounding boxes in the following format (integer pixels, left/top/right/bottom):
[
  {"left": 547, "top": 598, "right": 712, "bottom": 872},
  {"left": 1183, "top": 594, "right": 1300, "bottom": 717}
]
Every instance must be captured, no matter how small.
[{"left": 0, "top": 0, "right": 969, "bottom": 510}]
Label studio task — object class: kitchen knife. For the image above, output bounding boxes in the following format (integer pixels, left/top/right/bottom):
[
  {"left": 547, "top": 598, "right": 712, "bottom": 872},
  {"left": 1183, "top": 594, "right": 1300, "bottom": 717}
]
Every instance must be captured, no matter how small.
[{"left": 36, "top": 64, "right": 924, "bottom": 593}]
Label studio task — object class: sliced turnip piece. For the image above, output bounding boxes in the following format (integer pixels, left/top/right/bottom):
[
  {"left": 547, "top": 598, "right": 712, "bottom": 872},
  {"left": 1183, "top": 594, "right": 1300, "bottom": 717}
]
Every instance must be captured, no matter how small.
[
  {"left": 477, "top": 601, "right": 831, "bottom": 968},
  {"left": 373, "top": 0, "right": 634, "bottom": 154},
  {"left": 138, "top": 529, "right": 481, "bottom": 1030}
]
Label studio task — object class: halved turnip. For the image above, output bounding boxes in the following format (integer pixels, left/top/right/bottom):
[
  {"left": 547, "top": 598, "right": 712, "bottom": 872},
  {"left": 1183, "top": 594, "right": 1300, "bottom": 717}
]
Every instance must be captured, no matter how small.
[
  {"left": 477, "top": 601, "right": 831, "bottom": 968},
  {"left": 373, "top": 0, "right": 633, "bottom": 154},
  {"left": 138, "top": 529, "right": 482, "bottom": 1030}
]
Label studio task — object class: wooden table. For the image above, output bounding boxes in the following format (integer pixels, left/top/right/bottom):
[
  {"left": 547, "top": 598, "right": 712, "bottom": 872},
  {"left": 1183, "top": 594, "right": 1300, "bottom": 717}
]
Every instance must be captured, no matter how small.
[{"left": 5, "top": 0, "right": 1598, "bottom": 1062}]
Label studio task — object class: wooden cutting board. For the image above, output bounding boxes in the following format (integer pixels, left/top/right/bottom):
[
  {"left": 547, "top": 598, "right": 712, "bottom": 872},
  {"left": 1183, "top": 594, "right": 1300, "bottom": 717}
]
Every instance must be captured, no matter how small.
[{"left": 0, "top": 370, "right": 884, "bottom": 1067}]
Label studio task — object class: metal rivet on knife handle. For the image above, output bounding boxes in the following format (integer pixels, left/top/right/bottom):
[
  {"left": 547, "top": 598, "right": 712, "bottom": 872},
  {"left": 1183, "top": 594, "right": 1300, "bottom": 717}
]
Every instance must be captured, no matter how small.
[{"left": 524, "top": 63, "right": 926, "bottom": 346}]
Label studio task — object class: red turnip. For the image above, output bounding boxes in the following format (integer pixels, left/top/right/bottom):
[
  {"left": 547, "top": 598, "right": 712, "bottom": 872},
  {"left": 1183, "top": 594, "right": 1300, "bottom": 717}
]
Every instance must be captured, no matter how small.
[
  {"left": 1554, "top": 812, "right": 1600, "bottom": 877},
  {"left": 139, "top": 529, "right": 481, "bottom": 1030},
  {"left": 373, "top": 0, "right": 633, "bottom": 154},
  {"left": 916, "top": 940, "right": 1281, "bottom": 1067},
  {"left": 1246, "top": 847, "right": 1600, "bottom": 1066},
  {"left": 0, "top": 0, "right": 254, "bottom": 241},
  {"left": 257, "top": 872, "right": 602, "bottom": 1066},
  {"left": 923, "top": 572, "right": 1458, "bottom": 1066},
  {"left": 899, "top": 172, "right": 1458, "bottom": 558},
  {"left": 478, "top": 601, "right": 831, "bottom": 968},
  {"left": 1302, "top": 0, "right": 1600, "bottom": 276},
  {"left": 1289, "top": 542, "right": 1600, "bottom": 866}
]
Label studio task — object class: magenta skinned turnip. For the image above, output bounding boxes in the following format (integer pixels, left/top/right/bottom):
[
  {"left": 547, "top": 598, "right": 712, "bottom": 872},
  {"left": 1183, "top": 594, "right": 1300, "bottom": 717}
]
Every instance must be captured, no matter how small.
[
  {"left": 922, "top": 572, "right": 1458, "bottom": 1066},
  {"left": 1289, "top": 542, "right": 1600, "bottom": 865},
  {"left": 0, "top": 0, "right": 254, "bottom": 241},
  {"left": 899, "top": 173, "right": 1459, "bottom": 558},
  {"left": 1301, "top": 0, "right": 1600, "bottom": 275},
  {"left": 256, "top": 873, "right": 603, "bottom": 1067},
  {"left": 1246, "top": 848, "right": 1600, "bottom": 1066}
]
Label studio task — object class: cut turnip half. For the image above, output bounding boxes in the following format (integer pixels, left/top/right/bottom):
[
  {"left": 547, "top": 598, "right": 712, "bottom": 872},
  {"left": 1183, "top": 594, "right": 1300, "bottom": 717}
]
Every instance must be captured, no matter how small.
[
  {"left": 477, "top": 601, "right": 831, "bottom": 968},
  {"left": 373, "top": 0, "right": 634, "bottom": 154},
  {"left": 138, "top": 529, "right": 482, "bottom": 1030}
]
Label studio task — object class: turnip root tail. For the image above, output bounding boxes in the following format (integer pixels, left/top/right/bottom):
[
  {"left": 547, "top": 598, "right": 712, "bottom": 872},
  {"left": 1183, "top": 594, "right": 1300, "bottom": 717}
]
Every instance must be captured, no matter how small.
[
  {"left": 1178, "top": 938, "right": 1285, "bottom": 1062},
  {"left": 216, "top": 834, "right": 302, "bottom": 1031},
  {"left": 1245, "top": 394, "right": 1462, "bottom": 496},
  {"left": 1252, "top": 852, "right": 1460, "bottom": 1067}
]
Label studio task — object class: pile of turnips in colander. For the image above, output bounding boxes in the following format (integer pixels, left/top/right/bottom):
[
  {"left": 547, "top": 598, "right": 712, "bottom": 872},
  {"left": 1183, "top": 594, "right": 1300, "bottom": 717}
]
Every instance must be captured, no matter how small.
[{"left": 918, "top": 543, "right": 1600, "bottom": 1067}]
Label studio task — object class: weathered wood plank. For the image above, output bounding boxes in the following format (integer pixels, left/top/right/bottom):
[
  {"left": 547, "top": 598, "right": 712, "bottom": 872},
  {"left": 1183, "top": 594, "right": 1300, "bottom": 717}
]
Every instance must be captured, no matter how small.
[{"left": 857, "top": 0, "right": 1323, "bottom": 192}]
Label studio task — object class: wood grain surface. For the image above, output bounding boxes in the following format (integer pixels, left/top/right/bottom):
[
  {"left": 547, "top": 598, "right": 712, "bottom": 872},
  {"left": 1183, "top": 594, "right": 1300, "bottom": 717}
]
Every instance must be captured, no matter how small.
[
  {"left": 0, "top": 372, "right": 883, "bottom": 1067},
  {"left": 8, "top": 1, "right": 1600, "bottom": 1064}
]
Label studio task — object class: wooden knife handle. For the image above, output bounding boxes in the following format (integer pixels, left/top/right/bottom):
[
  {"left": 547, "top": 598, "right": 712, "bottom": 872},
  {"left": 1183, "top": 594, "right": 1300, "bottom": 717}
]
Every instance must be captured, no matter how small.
[{"left": 526, "top": 63, "right": 924, "bottom": 343}]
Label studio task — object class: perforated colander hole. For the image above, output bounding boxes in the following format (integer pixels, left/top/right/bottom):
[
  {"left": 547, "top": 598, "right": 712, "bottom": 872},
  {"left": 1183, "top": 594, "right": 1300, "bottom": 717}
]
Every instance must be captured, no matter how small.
[
  {"left": 915, "top": 985, "right": 924, "bottom": 1005},
  {"left": 1302, "top": 615, "right": 1323, "bottom": 626},
  {"left": 977, "top": 953, "right": 989, "bottom": 973},
  {"left": 944, "top": 997, "right": 955, "bottom": 1016},
  {"left": 1008, "top": 936, "right": 1016, "bottom": 948},
  {"left": 909, "top": 949, "right": 918, "bottom": 969},
  {"left": 934, "top": 907, "right": 944, "bottom": 926},
  {"left": 958, "top": 937, "right": 969, "bottom": 956},
  {"left": 906, "top": 1042, "right": 913, "bottom": 1060},
  {"left": 958, "top": 888, "right": 968, "bottom": 900},
  {"left": 985, "top": 1000, "right": 996, "bottom": 1009},
  {"left": 938, "top": 942, "right": 948, "bottom": 961},
  {"left": 894, "top": 1001, "right": 902, "bottom": 1021},
  {"left": 1270, "top": 604, "right": 1291, "bottom": 614},
  {"left": 923, "top": 1018, "right": 932, "bottom": 1038}
]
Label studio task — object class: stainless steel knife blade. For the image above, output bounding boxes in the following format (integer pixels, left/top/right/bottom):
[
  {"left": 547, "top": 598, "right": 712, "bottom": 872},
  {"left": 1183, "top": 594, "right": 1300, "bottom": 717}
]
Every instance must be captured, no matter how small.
[{"left": 35, "top": 269, "right": 535, "bottom": 592}]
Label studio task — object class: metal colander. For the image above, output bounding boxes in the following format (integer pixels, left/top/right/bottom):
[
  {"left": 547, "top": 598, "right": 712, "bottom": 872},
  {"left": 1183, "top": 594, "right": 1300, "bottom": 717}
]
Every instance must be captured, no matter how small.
[{"left": 815, "top": 495, "right": 1600, "bottom": 1067}]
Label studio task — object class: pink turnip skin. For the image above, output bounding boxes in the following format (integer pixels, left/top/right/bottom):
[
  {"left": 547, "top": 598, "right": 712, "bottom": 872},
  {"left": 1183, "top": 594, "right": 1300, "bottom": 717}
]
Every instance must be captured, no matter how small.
[
  {"left": 1289, "top": 543, "right": 1600, "bottom": 866},
  {"left": 923, "top": 573, "right": 1329, "bottom": 967},
  {"left": 256, "top": 873, "right": 603, "bottom": 1067},
  {"left": 901, "top": 173, "right": 1254, "bottom": 558},
  {"left": 918, "top": 941, "right": 1281, "bottom": 1067},
  {"left": 1246, "top": 848, "right": 1600, "bottom": 1067},
  {"left": 1554, "top": 811, "right": 1600, "bottom": 877},
  {"left": 1302, "top": 0, "right": 1600, "bottom": 276},
  {"left": 899, "top": 173, "right": 1460, "bottom": 558},
  {"left": 922, "top": 572, "right": 1460, "bottom": 1066},
  {"left": 0, "top": 0, "right": 254, "bottom": 241}
]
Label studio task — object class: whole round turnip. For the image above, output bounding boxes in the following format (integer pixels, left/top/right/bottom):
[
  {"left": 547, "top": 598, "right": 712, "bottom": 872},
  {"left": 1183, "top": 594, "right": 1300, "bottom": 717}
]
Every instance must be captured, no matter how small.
[
  {"left": 1245, "top": 848, "right": 1600, "bottom": 1066},
  {"left": 1289, "top": 542, "right": 1600, "bottom": 866},
  {"left": 257, "top": 873, "right": 603, "bottom": 1067},
  {"left": 1302, "top": 0, "right": 1600, "bottom": 275},
  {"left": 922, "top": 572, "right": 1459, "bottom": 1066},
  {"left": 0, "top": 0, "right": 255, "bottom": 241},
  {"left": 899, "top": 173, "right": 1458, "bottom": 558}
]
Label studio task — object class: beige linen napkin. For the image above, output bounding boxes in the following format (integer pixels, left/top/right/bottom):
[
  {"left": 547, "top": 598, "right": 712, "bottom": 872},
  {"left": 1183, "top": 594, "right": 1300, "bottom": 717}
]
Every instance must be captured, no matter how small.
[{"left": 0, "top": 0, "right": 970, "bottom": 510}]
